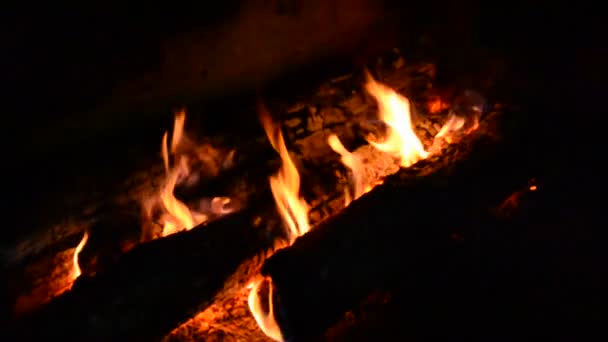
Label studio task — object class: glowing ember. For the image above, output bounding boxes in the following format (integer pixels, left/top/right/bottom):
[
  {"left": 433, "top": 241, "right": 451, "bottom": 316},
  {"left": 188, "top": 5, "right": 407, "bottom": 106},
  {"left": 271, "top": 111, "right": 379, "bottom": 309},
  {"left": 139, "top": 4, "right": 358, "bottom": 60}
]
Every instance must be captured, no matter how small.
[
  {"left": 364, "top": 71, "right": 429, "bottom": 167},
  {"left": 428, "top": 97, "right": 449, "bottom": 113},
  {"left": 248, "top": 76, "right": 480, "bottom": 340}
]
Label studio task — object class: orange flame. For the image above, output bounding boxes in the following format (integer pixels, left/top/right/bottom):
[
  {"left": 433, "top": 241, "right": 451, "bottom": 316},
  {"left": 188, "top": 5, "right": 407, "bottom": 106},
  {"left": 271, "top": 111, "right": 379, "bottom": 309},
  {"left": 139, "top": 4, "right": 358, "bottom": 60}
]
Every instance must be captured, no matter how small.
[
  {"left": 248, "top": 104, "right": 312, "bottom": 341},
  {"left": 259, "top": 105, "right": 310, "bottom": 242},
  {"left": 70, "top": 230, "right": 88, "bottom": 281},
  {"left": 158, "top": 110, "right": 207, "bottom": 237},
  {"left": 247, "top": 77, "right": 482, "bottom": 340},
  {"left": 364, "top": 72, "right": 429, "bottom": 167},
  {"left": 327, "top": 134, "right": 366, "bottom": 206},
  {"left": 247, "top": 276, "right": 284, "bottom": 341},
  {"left": 430, "top": 108, "right": 480, "bottom": 154},
  {"left": 434, "top": 113, "right": 466, "bottom": 145}
]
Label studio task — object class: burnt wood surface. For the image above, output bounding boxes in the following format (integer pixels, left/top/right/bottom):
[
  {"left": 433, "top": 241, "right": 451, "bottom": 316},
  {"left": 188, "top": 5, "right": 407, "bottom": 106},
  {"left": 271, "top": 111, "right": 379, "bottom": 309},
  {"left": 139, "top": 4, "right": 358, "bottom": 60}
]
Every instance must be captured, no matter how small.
[
  {"left": 261, "top": 110, "right": 533, "bottom": 340},
  {"left": 2, "top": 57, "right": 436, "bottom": 271},
  {"left": 316, "top": 175, "right": 603, "bottom": 341},
  {"left": 12, "top": 194, "right": 282, "bottom": 342}
]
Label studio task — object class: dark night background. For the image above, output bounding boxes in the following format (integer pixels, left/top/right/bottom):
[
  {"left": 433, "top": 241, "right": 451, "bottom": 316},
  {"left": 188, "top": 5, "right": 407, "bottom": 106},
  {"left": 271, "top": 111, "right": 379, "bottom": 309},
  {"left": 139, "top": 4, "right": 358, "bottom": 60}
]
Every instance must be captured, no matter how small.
[{"left": 2, "top": 0, "right": 605, "bottom": 338}]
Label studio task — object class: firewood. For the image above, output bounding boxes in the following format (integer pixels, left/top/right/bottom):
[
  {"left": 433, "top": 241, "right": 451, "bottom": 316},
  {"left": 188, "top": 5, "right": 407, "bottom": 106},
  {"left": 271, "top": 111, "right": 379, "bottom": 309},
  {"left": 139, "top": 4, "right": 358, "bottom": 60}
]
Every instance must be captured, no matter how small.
[
  {"left": 12, "top": 193, "right": 282, "bottom": 342},
  {"left": 260, "top": 111, "right": 529, "bottom": 340}
]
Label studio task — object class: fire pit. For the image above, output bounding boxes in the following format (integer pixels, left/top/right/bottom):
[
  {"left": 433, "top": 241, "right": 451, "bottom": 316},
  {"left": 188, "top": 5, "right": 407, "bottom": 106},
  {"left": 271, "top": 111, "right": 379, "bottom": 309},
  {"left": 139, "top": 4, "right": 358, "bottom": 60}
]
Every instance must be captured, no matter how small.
[{"left": 3, "top": 1, "right": 603, "bottom": 341}]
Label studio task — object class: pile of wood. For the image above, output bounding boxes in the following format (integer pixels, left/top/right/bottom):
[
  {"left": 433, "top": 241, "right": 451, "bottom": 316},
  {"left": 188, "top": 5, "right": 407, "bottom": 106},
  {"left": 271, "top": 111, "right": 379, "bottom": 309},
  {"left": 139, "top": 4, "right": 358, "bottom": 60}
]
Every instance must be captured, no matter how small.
[{"left": 9, "top": 52, "right": 521, "bottom": 341}]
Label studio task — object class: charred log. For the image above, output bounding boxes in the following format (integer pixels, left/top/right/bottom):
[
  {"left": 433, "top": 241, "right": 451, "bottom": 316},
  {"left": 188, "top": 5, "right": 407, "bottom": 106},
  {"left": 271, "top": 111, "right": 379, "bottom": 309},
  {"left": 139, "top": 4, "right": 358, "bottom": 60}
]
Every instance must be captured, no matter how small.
[
  {"left": 13, "top": 193, "right": 282, "bottom": 342},
  {"left": 261, "top": 111, "right": 531, "bottom": 340}
]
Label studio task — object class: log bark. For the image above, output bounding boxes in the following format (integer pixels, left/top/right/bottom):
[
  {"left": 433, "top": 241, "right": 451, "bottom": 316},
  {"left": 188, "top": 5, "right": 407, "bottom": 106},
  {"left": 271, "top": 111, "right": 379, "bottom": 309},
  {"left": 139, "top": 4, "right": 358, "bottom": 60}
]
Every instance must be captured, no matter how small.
[
  {"left": 260, "top": 112, "right": 530, "bottom": 340},
  {"left": 12, "top": 191, "right": 282, "bottom": 342}
]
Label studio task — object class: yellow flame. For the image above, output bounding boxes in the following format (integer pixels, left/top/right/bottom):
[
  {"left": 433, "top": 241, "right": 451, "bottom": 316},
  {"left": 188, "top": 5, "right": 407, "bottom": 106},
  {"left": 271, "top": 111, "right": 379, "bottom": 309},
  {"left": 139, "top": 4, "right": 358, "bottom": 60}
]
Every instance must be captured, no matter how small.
[
  {"left": 259, "top": 105, "right": 310, "bottom": 242},
  {"left": 364, "top": 72, "right": 429, "bottom": 167},
  {"left": 327, "top": 134, "right": 366, "bottom": 206},
  {"left": 71, "top": 231, "right": 89, "bottom": 281},
  {"left": 210, "top": 197, "right": 233, "bottom": 215},
  {"left": 248, "top": 276, "right": 284, "bottom": 342},
  {"left": 434, "top": 113, "right": 466, "bottom": 145},
  {"left": 158, "top": 111, "right": 207, "bottom": 237},
  {"left": 429, "top": 108, "right": 481, "bottom": 154},
  {"left": 248, "top": 104, "right": 312, "bottom": 341}
]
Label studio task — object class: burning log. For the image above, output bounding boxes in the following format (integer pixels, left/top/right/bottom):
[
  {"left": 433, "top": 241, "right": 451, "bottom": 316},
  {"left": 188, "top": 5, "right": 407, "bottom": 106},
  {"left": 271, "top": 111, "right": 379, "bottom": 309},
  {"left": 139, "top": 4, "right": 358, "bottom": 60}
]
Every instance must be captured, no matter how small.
[
  {"left": 259, "top": 110, "right": 529, "bottom": 340},
  {"left": 9, "top": 52, "right": 496, "bottom": 341},
  {"left": 13, "top": 198, "right": 283, "bottom": 342}
]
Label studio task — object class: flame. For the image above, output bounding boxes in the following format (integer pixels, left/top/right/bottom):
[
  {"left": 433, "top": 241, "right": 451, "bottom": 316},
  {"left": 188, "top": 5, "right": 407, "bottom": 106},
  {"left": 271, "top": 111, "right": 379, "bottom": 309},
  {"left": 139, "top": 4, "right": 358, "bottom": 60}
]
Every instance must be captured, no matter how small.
[
  {"left": 434, "top": 113, "right": 466, "bottom": 145},
  {"left": 143, "top": 109, "right": 237, "bottom": 238},
  {"left": 158, "top": 111, "right": 207, "bottom": 237},
  {"left": 70, "top": 230, "right": 88, "bottom": 281},
  {"left": 247, "top": 276, "right": 284, "bottom": 342},
  {"left": 210, "top": 197, "right": 233, "bottom": 216},
  {"left": 248, "top": 104, "right": 312, "bottom": 341},
  {"left": 430, "top": 109, "right": 479, "bottom": 154},
  {"left": 327, "top": 134, "right": 366, "bottom": 206},
  {"left": 247, "top": 77, "right": 483, "bottom": 340},
  {"left": 364, "top": 72, "right": 429, "bottom": 167},
  {"left": 259, "top": 104, "right": 310, "bottom": 242}
]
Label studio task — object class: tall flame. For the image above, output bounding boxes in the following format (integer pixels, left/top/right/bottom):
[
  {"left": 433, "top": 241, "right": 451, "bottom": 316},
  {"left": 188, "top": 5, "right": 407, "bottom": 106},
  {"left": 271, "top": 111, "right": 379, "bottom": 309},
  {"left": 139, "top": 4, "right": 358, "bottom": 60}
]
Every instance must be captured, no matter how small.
[
  {"left": 70, "top": 230, "right": 88, "bottom": 281},
  {"left": 247, "top": 77, "right": 481, "bottom": 341},
  {"left": 364, "top": 72, "right": 429, "bottom": 167},
  {"left": 248, "top": 104, "right": 312, "bottom": 341},
  {"left": 327, "top": 134, "right": 366, "bottom": 206},
  {"left": 259, "top": 105, "right": 310, "bottom": 242},
  {"left": 158, "top": 110, "right": 207, "bottom": 237}
]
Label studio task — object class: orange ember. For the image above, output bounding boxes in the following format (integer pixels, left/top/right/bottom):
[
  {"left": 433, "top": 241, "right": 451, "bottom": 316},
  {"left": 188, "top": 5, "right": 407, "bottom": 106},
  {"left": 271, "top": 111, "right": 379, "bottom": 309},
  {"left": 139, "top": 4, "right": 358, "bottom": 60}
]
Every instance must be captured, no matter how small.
[
  {"left": 428, "top": 97, "right": 449, "bottom": 113},
  {"left": 259, "top": 104, "right": 311, "bottom": 243},
  {"left": 248, "top": 74, "right": 481, "bottom": 340}
]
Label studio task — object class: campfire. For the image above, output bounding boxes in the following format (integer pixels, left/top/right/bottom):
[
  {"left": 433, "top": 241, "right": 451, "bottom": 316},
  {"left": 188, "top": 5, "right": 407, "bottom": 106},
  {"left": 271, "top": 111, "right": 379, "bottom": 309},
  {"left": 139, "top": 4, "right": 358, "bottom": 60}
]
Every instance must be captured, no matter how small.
[{"left": 7, "top": 48, "right": 531, "bottom": 341}]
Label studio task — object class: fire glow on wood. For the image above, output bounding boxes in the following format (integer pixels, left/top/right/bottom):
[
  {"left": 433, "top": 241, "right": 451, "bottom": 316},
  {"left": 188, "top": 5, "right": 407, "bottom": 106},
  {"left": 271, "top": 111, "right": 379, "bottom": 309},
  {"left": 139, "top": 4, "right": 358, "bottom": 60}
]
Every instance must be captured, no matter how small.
[
  {"left": 14, "top": 61, "right": 484, "bottom": 340},
  {"left": 153, "top": 109, "right": 235, "bottom": 238},
  {"left": 245, "top": 72, "right": 478, "bottom": 341}
]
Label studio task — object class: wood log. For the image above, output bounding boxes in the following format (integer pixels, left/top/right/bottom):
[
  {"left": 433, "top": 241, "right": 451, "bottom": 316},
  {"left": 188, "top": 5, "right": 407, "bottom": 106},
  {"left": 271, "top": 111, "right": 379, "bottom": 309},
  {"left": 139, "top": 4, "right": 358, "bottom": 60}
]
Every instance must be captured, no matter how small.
[
  {"left": 12, "top": 191, "right": 283, "bottom": 342},
  {"left": 260, "top": 111, "right": 533, "bottom": 340}
]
